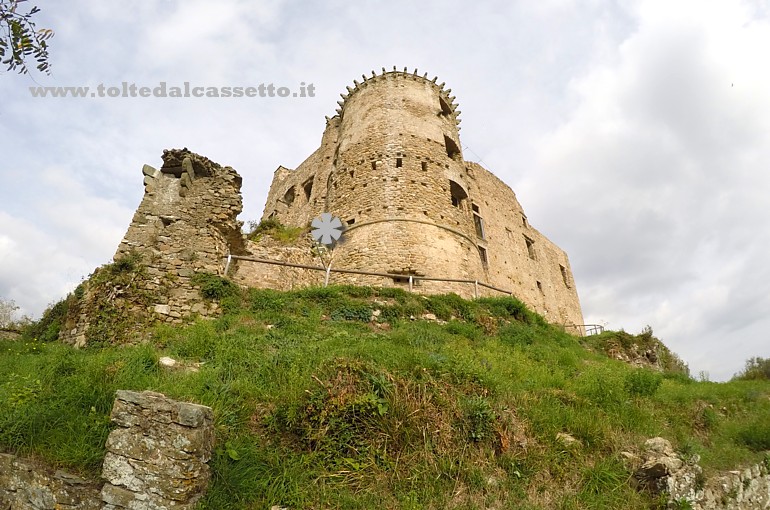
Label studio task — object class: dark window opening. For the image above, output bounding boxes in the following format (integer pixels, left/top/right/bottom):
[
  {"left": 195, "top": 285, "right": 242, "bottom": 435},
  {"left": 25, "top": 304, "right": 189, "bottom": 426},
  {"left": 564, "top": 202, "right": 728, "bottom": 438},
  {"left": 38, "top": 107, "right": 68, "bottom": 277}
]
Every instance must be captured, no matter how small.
[
  {"left": 449, "top": 180, "right": 468, "bottom": 208},
  {"left": 283, "top": 186, "right": 296, "bottom": 206},
  {"left": 390, "top": 268, "right": 422, "bottom": 285},
  {"left": 560, "top": 264, "right": 571, "bottom": 288},
  {"left": 302, "top": 177, "right": 314, "bottom": 200},
  {"left": 349, "top": 170, "right": 355, "bottom": 178},
  {"left": 371, "top": 161, "right": 377, "bottom": 171},
  {"left": 473, "top": 213, "right": 485, "bottom": 239},
  {"left": 396, "top": 157, "right": 403, "bottom": 168},
  {"left": 347, "top": 218, "right": 355, "bottom": 226},
  {"left": 524, "top": 236, "right": 536, "bottom": 260},
  {"left": 478, "top": 246, "right": 488, "bottom": 266},
  {"left": 421, "top": 161, "right": 428, "bottom": 171},
  {"left": 444, "top": 135, "right": 461, "bottom": 159},
  {"left": 439, "top": 96, "right": 452, "bottom": 116}
]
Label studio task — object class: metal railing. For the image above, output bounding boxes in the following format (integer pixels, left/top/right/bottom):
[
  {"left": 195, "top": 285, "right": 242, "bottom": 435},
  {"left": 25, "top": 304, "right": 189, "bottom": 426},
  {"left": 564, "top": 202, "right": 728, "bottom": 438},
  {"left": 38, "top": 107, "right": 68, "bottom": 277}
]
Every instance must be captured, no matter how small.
[
  {"left": 562, "top": 324, "right": 605, "bottom": 337},
  {"left": 225, "top": 254, "right": 593, "bottom": 335},
  {"left": 225, "top": 254, "right": 514, "bottom": 298}
]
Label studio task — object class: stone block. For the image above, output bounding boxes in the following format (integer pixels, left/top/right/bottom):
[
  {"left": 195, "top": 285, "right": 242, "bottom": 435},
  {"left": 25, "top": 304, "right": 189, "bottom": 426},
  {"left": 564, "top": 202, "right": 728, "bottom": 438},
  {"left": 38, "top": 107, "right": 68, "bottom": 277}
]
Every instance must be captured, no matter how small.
[
  {"left": 101, "top": 390, "right": 214, "bottom": 509},
  {"left": 141, "top": 164, "right": 158, "bottom": 178}
]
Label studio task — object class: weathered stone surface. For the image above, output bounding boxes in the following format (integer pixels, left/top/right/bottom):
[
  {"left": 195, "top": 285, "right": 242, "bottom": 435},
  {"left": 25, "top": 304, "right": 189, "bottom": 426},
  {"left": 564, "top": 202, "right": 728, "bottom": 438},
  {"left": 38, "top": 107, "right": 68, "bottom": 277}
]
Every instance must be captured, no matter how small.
[
  {"left": 101, "top": 390, "right": 214, "bottom": 509},
  {"left": 634, "top": 436, "right": 770, "bottom": 509},
  {"left": 233, "top": 69, "right": 584, "bottom": 328},
  {"left": 59, "top": 148, "right": 246, "bottom": 346},
  {"left": 0, "top": 453, "right": 102, "bottom": 509}
]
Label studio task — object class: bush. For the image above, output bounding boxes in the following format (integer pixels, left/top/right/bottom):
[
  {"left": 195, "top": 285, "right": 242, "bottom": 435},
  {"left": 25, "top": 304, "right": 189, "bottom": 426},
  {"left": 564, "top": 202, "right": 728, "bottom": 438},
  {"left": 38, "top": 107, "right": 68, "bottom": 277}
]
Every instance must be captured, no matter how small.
[
  {"left": 734, "top": 417, "right": 770, "bottom": 451},
  {"left": 23, "top": 297, "right": 71, "bottom": 342},
  {"left": 247, "top": 219, "right": 304, "bottom": 244},
  {"left": 624, "top": 369, "right": 663, "bottom": 398},
  {"left": 192, "top": 273, "right": 240, "bottom": 301},
  {"left": 733, "top": 357, "right": 770, "bottom": 381}
]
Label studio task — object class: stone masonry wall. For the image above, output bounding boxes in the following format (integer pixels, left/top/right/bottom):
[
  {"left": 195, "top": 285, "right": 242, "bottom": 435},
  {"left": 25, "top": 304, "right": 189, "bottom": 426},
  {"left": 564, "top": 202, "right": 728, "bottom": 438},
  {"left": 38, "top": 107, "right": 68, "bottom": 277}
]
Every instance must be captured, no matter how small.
[
  {"left": 240, "top": 70, "right": 584, "bottom": 326},
  {"left": 634, "top": 437, "right": 770, "bottom": 509},
  {"left": 0, "top": 454, "right": 102, "bottom": 509},
  {"left": 101, "top": 390, "right": 214, "bottom": 509},
  {"left": 60, "top": 149, "right": 246, "bottom": 346},
  {"left": 0, "top": 391, "right": 214, "bottom": 510}
]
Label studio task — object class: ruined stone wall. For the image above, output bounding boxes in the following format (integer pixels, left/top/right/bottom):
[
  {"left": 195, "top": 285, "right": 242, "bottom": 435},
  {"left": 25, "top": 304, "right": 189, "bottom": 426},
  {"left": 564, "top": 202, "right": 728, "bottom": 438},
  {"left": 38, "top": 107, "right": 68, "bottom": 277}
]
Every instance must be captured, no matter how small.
[
  {"left": 634, "top": 437, "right": 770, "bottom": 509},
  {"left": 0, "top": 391, "right": 214, "bottom": 510},
  {"left": 101, "top": 390, "right": 214, "bottom": 509},
  {"left": 0, "top": 454, "right": 102, "bottom": 509},
  {"left": 244, "top": 70, "right": 584, "bottom": 326},
  {"left": 60, "top": 149, "right": 246, "bottom": 346},
  {"left": 114, "top": 148, "right": 246, "bottom": 317}
]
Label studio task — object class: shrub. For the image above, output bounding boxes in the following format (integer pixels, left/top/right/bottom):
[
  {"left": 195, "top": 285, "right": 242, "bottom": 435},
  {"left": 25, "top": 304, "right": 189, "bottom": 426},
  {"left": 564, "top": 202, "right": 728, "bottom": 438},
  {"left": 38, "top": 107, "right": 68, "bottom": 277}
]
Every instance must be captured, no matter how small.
[
  {"left": 247, "top": 219, "right": 304, "bottom": 244},
  {"left": 733, "top": 357, "right": 770, "bottom": 381},
  {"left": 192, "top": 273, "right": 240, "bottom": 301},
  {"left": 624, "top": 369, "right": 663, "bottom": 398},
  {"left": 734, "top": 419, "right": 770, "bottom": 452},
  {"left": 22, "top": 297, "right": 71, "bottom": 342}
]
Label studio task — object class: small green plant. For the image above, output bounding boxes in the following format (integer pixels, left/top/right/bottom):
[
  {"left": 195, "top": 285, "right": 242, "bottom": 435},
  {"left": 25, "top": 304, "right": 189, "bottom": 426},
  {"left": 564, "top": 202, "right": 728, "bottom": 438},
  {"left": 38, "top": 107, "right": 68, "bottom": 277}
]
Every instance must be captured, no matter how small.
[
  {"left": 733, "top": 418, "right": 770, "bottom": 451},
  {"left": 330, "top": 303, "right": 373, "bottom": 322},
  {"left": 670, "top": 498, "right": 694, "bottom": 510},
  {"left": 192, "top": 273, "right": 240, "bottom": 301},
  {"left": 463, "top": 396, "right": 495, "bottom": 441},
  {"left": 624, "top": 369, "right": 663, "bottom": 398}
]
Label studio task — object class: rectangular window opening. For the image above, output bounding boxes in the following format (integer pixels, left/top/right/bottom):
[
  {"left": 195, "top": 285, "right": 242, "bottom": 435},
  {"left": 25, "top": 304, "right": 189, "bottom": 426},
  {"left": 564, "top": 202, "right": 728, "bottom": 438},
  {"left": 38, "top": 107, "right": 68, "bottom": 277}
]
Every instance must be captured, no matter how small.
[
  {"left": 371, "top": 161, "right": 377, "bottom": 171},
  {"left": 390, "top": 268, "right": 422, "bottom": 285},
  {"left": 473, "top": 213, "right": 485, "bottom": 239},
  {"left": 347, "top": 218, "right": 355, "bottom": 226},
  {"left": 396, "top": 157, "right": 403, "bottom": 168}
]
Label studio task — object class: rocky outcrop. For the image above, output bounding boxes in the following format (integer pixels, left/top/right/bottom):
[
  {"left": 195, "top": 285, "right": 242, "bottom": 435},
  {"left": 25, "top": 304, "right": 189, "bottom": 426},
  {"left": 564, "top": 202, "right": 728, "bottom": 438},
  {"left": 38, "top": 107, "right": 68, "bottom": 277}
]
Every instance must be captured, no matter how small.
[
  {"left": 101, "top": 390, "right": 215, "bottom": 509},
  {"left": 634, "top": 437, "right": 770, "bottom": 509}
]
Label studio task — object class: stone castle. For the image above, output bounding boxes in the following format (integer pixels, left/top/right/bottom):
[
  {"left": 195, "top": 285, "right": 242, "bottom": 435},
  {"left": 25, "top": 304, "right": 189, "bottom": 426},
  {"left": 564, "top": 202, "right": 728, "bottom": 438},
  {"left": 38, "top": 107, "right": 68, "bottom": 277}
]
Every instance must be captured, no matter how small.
[
  {"left": 60, "top": 68, "right": 583, "bottom": 346},
  {"left": 235, "top": 68, "right": 583, "bottom": 328}
]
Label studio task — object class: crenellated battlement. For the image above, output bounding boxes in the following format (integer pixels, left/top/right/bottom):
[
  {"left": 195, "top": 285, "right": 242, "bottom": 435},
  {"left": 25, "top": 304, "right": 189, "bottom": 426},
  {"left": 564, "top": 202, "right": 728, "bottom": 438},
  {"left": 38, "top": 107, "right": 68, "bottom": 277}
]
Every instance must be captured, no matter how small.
[{"left": 325, "top": 67, "right": 461, "bottom": 129}]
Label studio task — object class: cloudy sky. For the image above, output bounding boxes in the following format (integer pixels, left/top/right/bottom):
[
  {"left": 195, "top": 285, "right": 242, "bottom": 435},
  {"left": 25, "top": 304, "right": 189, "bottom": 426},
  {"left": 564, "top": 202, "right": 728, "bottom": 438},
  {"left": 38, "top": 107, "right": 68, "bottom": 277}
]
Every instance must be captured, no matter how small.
[{"left": 2, "top": 0, "right": 769, "bottom": 380}]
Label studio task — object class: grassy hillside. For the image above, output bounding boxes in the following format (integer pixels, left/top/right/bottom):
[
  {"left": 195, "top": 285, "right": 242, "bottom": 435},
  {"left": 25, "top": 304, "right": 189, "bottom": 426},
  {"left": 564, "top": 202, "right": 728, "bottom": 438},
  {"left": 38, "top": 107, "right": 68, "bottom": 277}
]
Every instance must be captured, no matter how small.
[{"left": 1, "top": 282, "right": 769, "bottom": 509}]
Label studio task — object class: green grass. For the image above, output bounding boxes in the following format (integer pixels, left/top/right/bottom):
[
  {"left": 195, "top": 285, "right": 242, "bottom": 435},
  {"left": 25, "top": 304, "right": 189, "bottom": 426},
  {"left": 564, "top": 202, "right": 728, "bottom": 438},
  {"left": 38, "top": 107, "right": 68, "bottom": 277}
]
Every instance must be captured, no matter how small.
[{"left": 2, "top": 285, "right": 769, "bottom": 509}]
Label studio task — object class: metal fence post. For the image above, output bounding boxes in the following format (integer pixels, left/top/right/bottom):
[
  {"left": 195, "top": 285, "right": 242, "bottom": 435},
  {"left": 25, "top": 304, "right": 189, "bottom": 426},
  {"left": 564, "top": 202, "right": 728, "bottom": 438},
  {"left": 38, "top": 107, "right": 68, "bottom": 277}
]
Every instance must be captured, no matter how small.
[
  {"left": 224, "top": 254, "right": 232, "bottom": 276},
  {"left": 408, "top": 275, "right": 413, "bottom": 293}
]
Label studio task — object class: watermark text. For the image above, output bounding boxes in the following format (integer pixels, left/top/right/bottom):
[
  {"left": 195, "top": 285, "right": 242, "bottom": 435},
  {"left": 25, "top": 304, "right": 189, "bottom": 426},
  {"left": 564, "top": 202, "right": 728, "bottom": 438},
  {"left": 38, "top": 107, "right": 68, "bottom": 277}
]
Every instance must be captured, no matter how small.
[{"left": 29, "top": 81, "right": 315, "bottom": 99}]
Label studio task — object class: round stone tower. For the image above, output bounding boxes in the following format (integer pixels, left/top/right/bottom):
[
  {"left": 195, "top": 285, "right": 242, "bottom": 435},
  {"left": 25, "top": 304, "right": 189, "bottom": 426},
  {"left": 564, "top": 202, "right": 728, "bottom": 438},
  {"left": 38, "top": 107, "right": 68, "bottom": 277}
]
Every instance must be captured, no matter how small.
[
  {"left": 325, "top": 68, "right": 487, "bottom": 290},
  {"left": 248, "top": 68, "right": 583, "bottom": 327}
]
